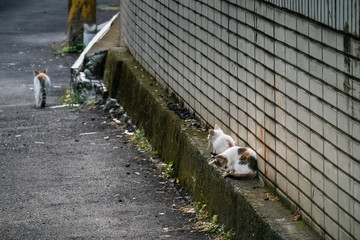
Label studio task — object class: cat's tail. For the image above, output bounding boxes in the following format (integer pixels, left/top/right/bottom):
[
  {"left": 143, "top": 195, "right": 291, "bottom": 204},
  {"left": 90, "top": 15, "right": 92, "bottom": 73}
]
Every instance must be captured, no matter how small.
[
  {"left": 223, "top": 169, "right": 258, "bottom": 180},
  {"left": 40, "top": 76, "right": 50, "bottom": 108},
  {"left": 40, "top": 88, "right": 47, "bottom": 108}
]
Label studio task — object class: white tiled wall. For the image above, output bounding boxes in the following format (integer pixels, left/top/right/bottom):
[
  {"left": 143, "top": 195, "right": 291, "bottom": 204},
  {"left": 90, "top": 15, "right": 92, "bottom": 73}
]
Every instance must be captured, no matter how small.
[{"left": 120, "top": 1, "right": 360, "bottom": 239}]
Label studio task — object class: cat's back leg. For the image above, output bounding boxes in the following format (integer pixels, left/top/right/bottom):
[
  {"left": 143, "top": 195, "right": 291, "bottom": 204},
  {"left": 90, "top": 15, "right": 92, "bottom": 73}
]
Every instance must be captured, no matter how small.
[{"left": 33, "top": 77, "right": 41, "bottom": 107}]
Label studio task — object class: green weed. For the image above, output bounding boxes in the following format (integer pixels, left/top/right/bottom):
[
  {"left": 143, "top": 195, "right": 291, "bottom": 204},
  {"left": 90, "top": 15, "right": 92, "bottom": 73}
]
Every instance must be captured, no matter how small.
[
  {"left": 204, "top": 215, "right": 221, "bottom": 233},
  {"left": 55, "top": 42, "right": 85, "bottom": 55},
  {"left": 130, "top": 129, "right": 158, "bottom": 158},
  {"left": 163, "top": 161, "right": 175, "bottom": 179},
  {"left": 194, "top": 202, "right": 208, "bottom": 220},
  {"left": 202, "top": 215, "right": 235, "bottom": 240},
  {"left": 190, "top": 203, "right": 235, "bottom": 240},
  {"left": 84, "top": 99, "right": 98, "bottom": 108},
  {"left": 59, "top": 87, "right": 83, "bottom": 109}
]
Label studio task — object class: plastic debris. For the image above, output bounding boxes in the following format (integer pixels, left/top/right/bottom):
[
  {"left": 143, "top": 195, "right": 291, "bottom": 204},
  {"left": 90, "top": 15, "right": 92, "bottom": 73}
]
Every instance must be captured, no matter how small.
[
  {"left": 124, "top": 130, "right": 134, "bottom": 136},
  {"left": 79, "top": 132, "right": 97, "bottom": 136},
  {"left": 113, "top": 118, "right": 121, "bottom": 124}
]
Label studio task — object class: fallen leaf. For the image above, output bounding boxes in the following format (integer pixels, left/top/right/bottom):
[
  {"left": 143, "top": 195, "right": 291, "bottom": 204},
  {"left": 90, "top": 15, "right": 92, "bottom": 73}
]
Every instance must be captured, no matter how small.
[
  {"left": 264, "top": 193, "right": 279, "bottom": 201},
  {"left": 291, "top": 209, "right": 301, "bottom": 222},
  {"left": 180, "top": 206, "right": 195, "bottom": 214},
  {"left": 191, "top": 221, "right": 207, "bottom": 232},
  {"left": 271, "top": 196, "right": 279, "bottom": 201}
]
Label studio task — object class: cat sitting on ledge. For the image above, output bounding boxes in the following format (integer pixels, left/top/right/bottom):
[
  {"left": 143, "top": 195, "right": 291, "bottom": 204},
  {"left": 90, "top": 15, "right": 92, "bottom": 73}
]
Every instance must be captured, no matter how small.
[{"left": 208, "top": 124, "right": 258, "bottom": 180}]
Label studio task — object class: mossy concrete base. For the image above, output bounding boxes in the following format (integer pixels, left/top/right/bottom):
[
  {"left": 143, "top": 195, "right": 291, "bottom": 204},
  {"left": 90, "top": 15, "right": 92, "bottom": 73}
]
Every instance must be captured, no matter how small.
[{"left": 103, "top": 47, "right": 320, "bottom": 240}]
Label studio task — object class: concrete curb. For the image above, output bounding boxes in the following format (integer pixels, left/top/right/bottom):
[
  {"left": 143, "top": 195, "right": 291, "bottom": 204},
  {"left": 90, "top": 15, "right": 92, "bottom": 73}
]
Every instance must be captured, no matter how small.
[
  {"left": 71, "top": 14, "right": 320, "bottom": 240},
  {"left": 71, "top": 12, "right": 119, "bottom": 72}
]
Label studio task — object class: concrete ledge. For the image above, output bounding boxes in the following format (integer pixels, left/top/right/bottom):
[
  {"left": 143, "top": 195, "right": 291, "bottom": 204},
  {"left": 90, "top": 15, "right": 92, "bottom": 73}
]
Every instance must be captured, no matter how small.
[{"left": 102, "top": 47, "right": 320, "bottom": 240}]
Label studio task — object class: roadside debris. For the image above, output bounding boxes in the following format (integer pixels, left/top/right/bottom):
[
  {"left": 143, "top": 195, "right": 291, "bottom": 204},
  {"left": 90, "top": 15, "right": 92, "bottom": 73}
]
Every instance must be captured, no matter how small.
[
  {"left": 180, "top": 206, "right": 196, "bottom": 214},
  {"left": 264, "top": 193, "right": 279, "bottom": 202},
  {"left": 167, "top": 102, "right": 193, "bottom": 120},
  {"left": 113, "top": 118, "right": 121, "bottom": 124},
  {"left": 291, "top": 209, "right": 302, "bottom": 222},
  {"left": 124, "top": 130, "right": 134, "bottom": 136},
  {"left": 79, "top": 132, "right": 97, "bottom": 136}
]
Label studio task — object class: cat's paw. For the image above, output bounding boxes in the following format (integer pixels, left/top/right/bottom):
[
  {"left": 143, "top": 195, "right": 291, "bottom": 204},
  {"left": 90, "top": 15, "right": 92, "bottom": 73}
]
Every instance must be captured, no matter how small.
[
  {"left": 222, "top": 172, "right": 229, "bottom": 178},
  {"left": 208, "top": 159, "right": 216, "bottom": 165}
]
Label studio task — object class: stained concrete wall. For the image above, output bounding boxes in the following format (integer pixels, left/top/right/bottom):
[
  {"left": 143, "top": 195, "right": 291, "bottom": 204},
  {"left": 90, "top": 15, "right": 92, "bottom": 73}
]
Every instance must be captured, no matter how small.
[{"left": 119, "top": 1, "right": 360, "bottom": 239}]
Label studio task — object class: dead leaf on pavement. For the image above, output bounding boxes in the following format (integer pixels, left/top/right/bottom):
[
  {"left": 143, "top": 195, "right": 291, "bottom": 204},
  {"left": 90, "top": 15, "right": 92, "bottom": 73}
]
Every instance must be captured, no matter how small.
[
  {"left": 291, "top": 209, "right": 302, "bottom": 222},
  {"left": 180, "top": 206, "right": 195, "bottom": 214},
  {"left": 264, "top": 192, "right": 279, "bottom": 201},
  {"left": 191, "top": 221, "right": 207, "bottom": 232}
]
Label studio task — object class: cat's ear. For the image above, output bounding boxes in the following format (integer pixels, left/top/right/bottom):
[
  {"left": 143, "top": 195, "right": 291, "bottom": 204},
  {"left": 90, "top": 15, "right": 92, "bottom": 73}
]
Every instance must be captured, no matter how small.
[
  {"left": 214, "top": 124, "right": 220, "bottom": 130},
  {"left": 43, "top": 68, "right": 48, "bottom": 74},
  {"left": 33, "top": 70, "right": 40, "bottom": 76},
  {"left": 215, "top": 155, "right": 227, "bottom": 167},
  {"left": 212, "top": 156, "right": 220, "bottom": 167},
  {"left": 209, "top": 129, "right": 215, "bottom": 136}
]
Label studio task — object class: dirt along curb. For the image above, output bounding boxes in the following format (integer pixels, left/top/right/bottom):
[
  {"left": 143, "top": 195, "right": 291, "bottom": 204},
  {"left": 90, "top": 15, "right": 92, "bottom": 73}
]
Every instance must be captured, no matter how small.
[{"left": 71, "top": 14, "right": 320, "bottom": 240}]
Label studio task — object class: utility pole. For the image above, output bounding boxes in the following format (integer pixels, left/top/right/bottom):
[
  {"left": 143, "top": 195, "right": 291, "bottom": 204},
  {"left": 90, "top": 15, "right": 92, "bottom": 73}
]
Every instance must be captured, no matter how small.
[{"left": 68, "top": 0, "right": 96, "bottom": 45}]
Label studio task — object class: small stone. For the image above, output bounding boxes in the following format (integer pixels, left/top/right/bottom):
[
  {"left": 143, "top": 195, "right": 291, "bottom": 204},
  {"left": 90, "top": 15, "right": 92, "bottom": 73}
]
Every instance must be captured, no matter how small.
[
  {"left": 84, "top": 68, "right": 92, "bottom": 77},
  {"left": 125, "top": 163, "right": 130, "bottom": 167},
  {"left": 121, "top": 113, "right": 128, "bottom": 122}
]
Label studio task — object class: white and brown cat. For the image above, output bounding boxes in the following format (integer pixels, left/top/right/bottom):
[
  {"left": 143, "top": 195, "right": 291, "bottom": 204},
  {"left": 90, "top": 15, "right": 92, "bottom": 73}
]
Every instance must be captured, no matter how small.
[
  {"left": 33, "top": 69, "right": 51, "bottom": 108},
  {"left": 208, "top": 124, "right": 236, "bottom": 155},
  {"left": 208, "top": 124, "right": 257, "bottom": 180},
  {"left": 211, "top": 146, "right": 258, "bottom": 180}
]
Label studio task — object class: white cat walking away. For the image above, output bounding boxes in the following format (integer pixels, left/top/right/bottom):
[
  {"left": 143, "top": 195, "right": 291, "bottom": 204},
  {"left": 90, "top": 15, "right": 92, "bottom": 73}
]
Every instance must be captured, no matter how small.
[
  {"left": 33, "top": 69, "right": 51, "bottom": 108},
  {"left": 210, "top": 146, "right": 258, "bottom": 180},
  {"left": 208, "top": 124, "right": 236, "bottom": 155}
]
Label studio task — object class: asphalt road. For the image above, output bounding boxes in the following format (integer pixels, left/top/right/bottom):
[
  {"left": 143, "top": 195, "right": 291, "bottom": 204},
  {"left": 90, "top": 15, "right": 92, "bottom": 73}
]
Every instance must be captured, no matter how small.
[{"left": 0, "top": 1, "right": 207, "bottom": 239}]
